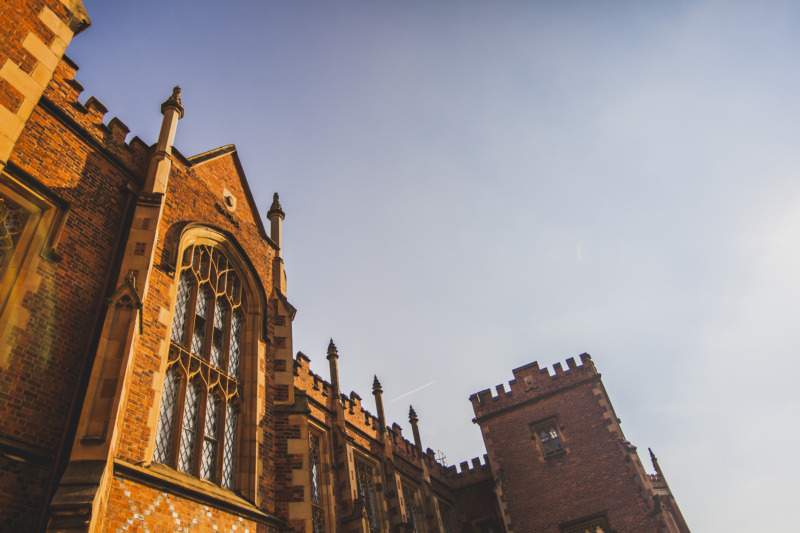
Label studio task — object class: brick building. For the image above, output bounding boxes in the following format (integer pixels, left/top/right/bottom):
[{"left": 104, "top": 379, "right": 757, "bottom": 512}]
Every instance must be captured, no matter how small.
[{"left": 0, "top": 2, "right": 688, "bottom": 532}]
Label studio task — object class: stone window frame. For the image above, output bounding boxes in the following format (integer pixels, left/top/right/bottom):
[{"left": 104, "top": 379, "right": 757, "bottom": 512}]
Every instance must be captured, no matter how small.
[
  {"left": 0, "top": 167, "right": 68, "bottom": 365},
  {"left": 560, "top": 512, "right": 611, "bottom": 533},
  {"left": 353, "top": 452, "right": 384, "bottom": 532},
  {"left": 437, "top": 499, "right": 457, "bottom": 533},
  {"left": 400, "top": 477, "right": 423, "bottom": 533},
  {"left": 531, "top": 417, "right": 566, "bottom": 459},
  {"left": 309, "top": 426, "right": 334, "bottom": 533},
  {"left": 150, "top": 227, "right": 265, "bottom": 501}
]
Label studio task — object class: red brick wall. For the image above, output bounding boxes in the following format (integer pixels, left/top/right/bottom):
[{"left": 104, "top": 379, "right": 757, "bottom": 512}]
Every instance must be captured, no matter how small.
[
  {"left": 474, "top": 358, "right": 661, "bottom": 532},
  {"left": 0, "top": 0, "right": 65, "bottom": 112},
  {"left": 1, "top": 53, "right": 142, "bottom": 530},
  {"left": 103, "top": 474, "right": 263, "bottom": 533}
]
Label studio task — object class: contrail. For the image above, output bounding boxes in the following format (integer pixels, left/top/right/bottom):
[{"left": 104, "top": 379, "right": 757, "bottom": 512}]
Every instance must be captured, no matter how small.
[{"left": 388, "top": 380, "right": 437, "bottom": 404}]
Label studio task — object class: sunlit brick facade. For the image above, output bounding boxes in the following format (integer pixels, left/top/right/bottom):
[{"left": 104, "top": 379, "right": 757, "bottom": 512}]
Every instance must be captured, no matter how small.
[{"left": 0, "top": 3, "right": 688, "bottom": 532}]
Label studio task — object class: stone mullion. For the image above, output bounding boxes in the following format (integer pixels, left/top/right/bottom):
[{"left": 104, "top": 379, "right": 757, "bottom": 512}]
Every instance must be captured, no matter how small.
[
  {"left": 168, "top": 372, "right": 189, "bottom": 469},
  {"left": 222, "top": 300, "right": 234, "bottom": 373},
  {"left": 214, "top": 395, "right": 228, "bottom": 485},
  {"left": 181, "top": 272, "right": 199, "bottom": 352},
  {"left": 193, "top": 386, "right": 209, "bottom": 479}
]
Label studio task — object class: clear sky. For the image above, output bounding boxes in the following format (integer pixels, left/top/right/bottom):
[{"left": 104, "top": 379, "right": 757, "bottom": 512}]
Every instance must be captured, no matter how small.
[{"left": 69, "top": 1, "right": 800, "bottom": 530}]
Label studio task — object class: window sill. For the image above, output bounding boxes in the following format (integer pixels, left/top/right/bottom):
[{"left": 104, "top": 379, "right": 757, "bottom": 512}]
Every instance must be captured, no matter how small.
[
  {"left": 543, "top": 449, "right": 567, "bottom": 460},
  {"left": 113, "top": 459, "right": 282, "bottom": 528}
]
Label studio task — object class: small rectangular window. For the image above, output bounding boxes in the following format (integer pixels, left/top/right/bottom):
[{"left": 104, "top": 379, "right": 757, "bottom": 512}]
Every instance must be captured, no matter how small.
[
  {"left": 560, "top": 513, "right": 611, "bottom": 533},
  {"left": 532, "top": 418, "right": 565, "bottom": 457}
]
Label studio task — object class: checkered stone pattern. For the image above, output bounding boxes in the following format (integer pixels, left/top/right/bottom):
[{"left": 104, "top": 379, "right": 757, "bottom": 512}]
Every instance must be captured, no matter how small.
[
  {"left": 178, "top": 380, "right": 199, "bottom": 474},
  {"left": 153, "top": 369, "right": 179, "bottom": 464}
]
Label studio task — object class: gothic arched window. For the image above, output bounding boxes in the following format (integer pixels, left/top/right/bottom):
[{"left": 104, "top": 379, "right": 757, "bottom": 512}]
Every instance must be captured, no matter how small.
[{"left": 154, "top": 243, "right": 244, "bottom": 489}]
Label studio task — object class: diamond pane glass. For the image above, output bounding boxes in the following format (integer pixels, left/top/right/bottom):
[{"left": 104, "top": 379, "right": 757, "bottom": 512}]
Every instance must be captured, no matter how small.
[
  {"left": 210, "top": 301, "right": 226, "bottom": 368},
  {"left": 311, "top": 434, "right": 325, "bottom": 532},
  {"left": 178, "top": 380, "right": 200, "bottom": 474},
  {"left": 222, "top": 403, "right": 237, "bottom": 489},
  {"left": 201, "top": 395, "right": 219, "bottom": 481},
  {"left": 170, "top": 272, "right": 192, "bottom": 344},
  {"left": 191, "top": 287, "right": 210, "bottom": 356},
  {"left": 356, "top": 461, "right": 379, "bottom": 530},
  {"left": 403, "top": 486, "right": 419, "bottom": 533},
  {"left": 312, "top": 506, "right": 325, "bottom": 533},
  {"left": 310, "top": 435, "right": 322, "bottom": 505},
  {"left": 153, "top": 369, "right": 179, "bottom": 463},
  {"left": 229, "top": 310, "right": 241, "bottom": 379}
]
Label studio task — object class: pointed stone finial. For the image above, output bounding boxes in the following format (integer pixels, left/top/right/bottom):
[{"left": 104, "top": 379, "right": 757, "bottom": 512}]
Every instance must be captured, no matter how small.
[
  {"left": 327, "top": 338, "right": 337, "bottom": 357},
  {"left": 408, "top": 405, "right": 418, "bottom": 424},
  {"left": 649, "top": 448, "right": 656, "bottom": 462},
  {"left": 267, "top": 192, "right": 285, "bottom": 220},
  {"left": 161, "top": 86, "right": 184, "bottom": 118},
  {"left": 372, "top": 375, "right": 382, "bottom": 394}
]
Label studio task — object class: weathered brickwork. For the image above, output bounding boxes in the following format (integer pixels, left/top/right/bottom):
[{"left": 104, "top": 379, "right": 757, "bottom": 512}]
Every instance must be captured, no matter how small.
[
  {"left": 471, "top": 355, "right": 687, "bottom": 532},
  {"left": 0, "top": 4, "right": 687, "bottom": 532}
]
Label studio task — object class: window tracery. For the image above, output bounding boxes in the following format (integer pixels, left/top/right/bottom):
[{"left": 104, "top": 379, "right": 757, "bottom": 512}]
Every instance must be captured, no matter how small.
[{"left": 154, "top": 243, "right": 244, "bottom": 490}]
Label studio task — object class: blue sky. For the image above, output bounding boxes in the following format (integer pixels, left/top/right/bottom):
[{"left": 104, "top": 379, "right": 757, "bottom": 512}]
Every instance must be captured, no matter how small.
[{"left": 69, "top": 1, "right": 800, "bottom": 529}]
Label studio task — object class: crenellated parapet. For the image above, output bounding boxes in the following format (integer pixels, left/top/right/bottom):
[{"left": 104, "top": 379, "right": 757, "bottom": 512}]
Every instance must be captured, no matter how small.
[
  {"left": 442, "top": 454, "right": 493, "bottom": 488},
  {"left": 470, "top": 353, "right": 598, "bottom": 420},
  {"left": 33, "top": 55, "right": 152, "bottom": 179}
]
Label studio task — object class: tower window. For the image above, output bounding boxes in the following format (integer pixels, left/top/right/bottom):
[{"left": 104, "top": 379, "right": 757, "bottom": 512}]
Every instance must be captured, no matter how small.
[{"left": 533, "top": 419, "right": 565, "bottom": 457}]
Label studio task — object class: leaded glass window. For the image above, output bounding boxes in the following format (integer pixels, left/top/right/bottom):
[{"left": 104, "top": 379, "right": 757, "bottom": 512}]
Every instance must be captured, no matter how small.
[
  {"left": 402, "top": 485, "right": 420, "bottom": 533},
  {"left": 222, "top": 403, "right": 237, "bottom": 489},
  {"left": 191, "top": 287, "right": 211, "bottom": 356},
  {"left": 310, "top": 434, "right": 325, "bottom": 533},
  {"left": 170, "top": 273, "right": 192, "bottom": 344},
  {"left": 178, "top": 380, "right": 200, "bottom": 474},
  {"left": 154, "top": 243, "right": 246, "bottom": 491},
  {"left": 201, "top": 394, "right": 219, "bottom": 481},
  {"left": 356, "top": 460, "right": 380, "bottom": 531},
  {"left": 229, "top": 310, "right": 242, "bottom": 379},
  {"left": 153, "top": 368, "right": 179, "bottom": 463},
  {"left": 536, "top": 421, "right": 563, "bottom": 456}
]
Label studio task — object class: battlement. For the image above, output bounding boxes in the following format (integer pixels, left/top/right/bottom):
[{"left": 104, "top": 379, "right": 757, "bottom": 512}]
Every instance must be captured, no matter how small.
[
  {"left": 442, "top": 454, "right": 493, "bottom": 488},
  {"left": 39, "top": 55, "right": 155, "bottom": 177},
  {"left": 470, "top": 354, "right": 598, "bottom": 419},
  {"left": 293, "top": 351, "right": 383, "bottom": 434}
]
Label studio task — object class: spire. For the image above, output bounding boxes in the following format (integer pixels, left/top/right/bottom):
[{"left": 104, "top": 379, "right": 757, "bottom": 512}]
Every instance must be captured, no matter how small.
[
  {"left": 409, "top": 405, "right": 422, "bottom": 453},
  {"left": 372, "top": 375, "right": 386, "bottom": 435},
  {"left": 649, "top": 448, "right": 663, "bottom": 477},
  {"left": 326, "top": 338, "right": 340, "bottom": 399},
  {"left": 144, "top": 85, "right": 184, "bottom": 193},
  {"left": 160, "top": 86, "right": 184, "bottom": 118},
  {"left": 267, "top": 192, "right": 286, "bottom": 292},
  {"left": 267, "top": 192, "right": 285, "bottom": 220}
]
